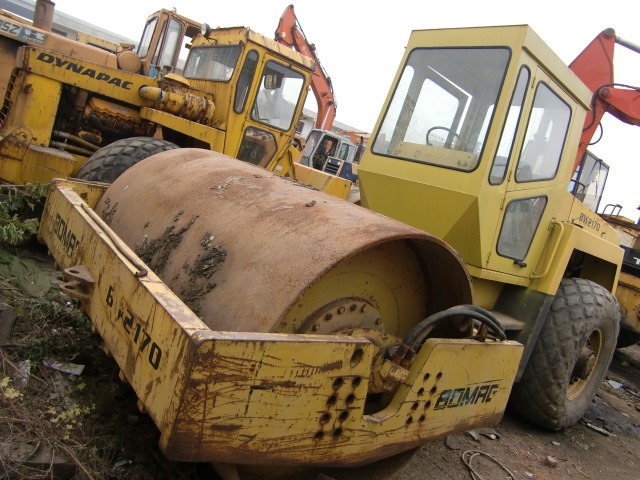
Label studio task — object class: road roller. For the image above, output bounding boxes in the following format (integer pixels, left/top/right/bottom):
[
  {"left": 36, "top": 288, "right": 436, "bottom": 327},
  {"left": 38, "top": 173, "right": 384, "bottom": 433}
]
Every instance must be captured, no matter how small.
[{"left": 38, "top": 149, "right": 522, "bottom": 476}]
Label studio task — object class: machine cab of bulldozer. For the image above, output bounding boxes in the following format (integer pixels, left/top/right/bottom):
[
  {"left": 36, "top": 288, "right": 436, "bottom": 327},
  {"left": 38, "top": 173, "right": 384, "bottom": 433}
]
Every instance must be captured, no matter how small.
[
  {"left": 357, "top": 25, "right": 620, "bottom": 294},
  {"left": 137, "top": 9, "right": 202, "bottom": 78},
  {"left": 173, "top": 26, "right": 315, "bottom": 172}
]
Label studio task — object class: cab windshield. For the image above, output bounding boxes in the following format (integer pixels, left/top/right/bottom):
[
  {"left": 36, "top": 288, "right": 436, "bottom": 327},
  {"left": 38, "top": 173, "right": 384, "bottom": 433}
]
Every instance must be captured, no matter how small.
[
  {"left": 372, "top": 47, "right": 510, "bottom": 171},
  {"left": 183, "top": 45, "right": 241, "bottom": 81}
]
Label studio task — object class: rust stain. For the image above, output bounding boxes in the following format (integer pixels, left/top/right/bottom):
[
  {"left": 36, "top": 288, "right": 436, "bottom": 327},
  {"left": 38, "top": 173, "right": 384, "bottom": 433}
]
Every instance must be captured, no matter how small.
[
  {"left": 320, "top": 360, "right": 344, "bottom": 372},
  {"left": 210, "top": 423, "right": 243, "bottom": 432},
  {"left": 255, "top": 380, "right": 297, "bottom": 388}
]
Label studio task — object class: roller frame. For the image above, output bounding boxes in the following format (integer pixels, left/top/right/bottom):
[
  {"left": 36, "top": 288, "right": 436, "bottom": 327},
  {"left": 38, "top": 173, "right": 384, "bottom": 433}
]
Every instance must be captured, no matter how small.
[{"left": 38, "top": 178, "right": 522, "bottom": 467}]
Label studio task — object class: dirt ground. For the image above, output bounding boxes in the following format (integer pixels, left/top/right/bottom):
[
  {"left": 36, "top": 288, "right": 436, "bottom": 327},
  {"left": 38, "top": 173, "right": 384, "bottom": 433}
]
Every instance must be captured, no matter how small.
[
  {"left": 2, "top": 246, "right": 640, "bottom": 480},
  {"left": 398, "top": 344, "right": 640, "bottom": 480}
]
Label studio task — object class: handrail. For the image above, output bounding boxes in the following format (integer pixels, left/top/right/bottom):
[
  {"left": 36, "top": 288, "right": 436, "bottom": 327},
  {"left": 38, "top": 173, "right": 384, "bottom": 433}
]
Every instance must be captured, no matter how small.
[{"left": 530, "top": 221, "right": 564, "bottom": 280}]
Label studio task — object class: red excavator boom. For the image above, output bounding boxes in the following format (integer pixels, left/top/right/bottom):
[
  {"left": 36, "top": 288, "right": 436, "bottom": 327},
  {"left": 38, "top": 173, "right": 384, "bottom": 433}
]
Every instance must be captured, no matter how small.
[
  {"left": 275, "top": 5, "right": 337, "bottom": 130},
  {"left": 570, "top": 28, "right": 640, "bottom": 173}
]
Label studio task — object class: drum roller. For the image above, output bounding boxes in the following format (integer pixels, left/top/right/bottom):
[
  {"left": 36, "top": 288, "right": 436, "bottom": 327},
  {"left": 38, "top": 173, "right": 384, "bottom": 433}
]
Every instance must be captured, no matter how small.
[{"left": 96, "top": 149, "right": 473, "bottom": 342}]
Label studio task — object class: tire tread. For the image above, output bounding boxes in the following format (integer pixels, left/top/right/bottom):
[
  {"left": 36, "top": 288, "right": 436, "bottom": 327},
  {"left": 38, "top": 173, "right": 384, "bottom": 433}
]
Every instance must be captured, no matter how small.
[
  {"left": 76, "top": 137, "right": 179, "bottom": 183},
  {"left": 511, "top": 278, "right": 619, "bottom": 430}
]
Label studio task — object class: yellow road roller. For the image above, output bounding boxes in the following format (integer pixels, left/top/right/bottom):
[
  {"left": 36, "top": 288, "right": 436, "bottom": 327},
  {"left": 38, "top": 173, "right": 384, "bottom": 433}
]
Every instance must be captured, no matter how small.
[{"left": 38, "top": 149, "right": 522, "bottom": 476}]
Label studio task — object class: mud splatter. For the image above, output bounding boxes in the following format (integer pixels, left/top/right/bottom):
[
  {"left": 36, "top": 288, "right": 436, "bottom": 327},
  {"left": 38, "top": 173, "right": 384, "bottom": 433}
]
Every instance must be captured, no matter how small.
[
  {"left": 200, "top": 232, "right": 215, "bottom": 249},
  {"left": 100, "top": 198, "right": 118, "bottom": 226},
  {"left": 179, "top": 281, "right": 217, "bottom": 316},
  {"left": 190, "top": 243, "right": 227, "bottom": 279},
  {"left": 174, "top": 233, "right": 227, "bottom": 315},
  {"left": 289, "top": 178, "right": 320, "bottom": 191},
  {"left": 134, "top": 215, "right": 197, "bottom": 274}
]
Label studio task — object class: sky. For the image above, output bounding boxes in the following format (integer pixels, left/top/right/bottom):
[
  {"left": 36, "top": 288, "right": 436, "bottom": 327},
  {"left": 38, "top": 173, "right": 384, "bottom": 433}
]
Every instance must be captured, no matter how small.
[{"left": 53, "top": 0, "right": 640, "bottom": 220}]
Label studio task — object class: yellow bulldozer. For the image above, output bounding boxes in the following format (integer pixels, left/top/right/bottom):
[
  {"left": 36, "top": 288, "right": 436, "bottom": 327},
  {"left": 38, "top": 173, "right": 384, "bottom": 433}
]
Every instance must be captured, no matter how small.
[
  {"left": 4, "top": 2, "right": 640, "bottom": 479},
  {"left": 0, "top": 1, "right": 350, "bottom": 197}
]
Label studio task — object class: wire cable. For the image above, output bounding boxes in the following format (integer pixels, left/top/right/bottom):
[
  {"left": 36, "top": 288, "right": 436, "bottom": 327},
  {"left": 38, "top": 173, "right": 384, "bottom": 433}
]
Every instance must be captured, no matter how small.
[{"left": 461, "top": 450, "right": 516, "bottom": 480}]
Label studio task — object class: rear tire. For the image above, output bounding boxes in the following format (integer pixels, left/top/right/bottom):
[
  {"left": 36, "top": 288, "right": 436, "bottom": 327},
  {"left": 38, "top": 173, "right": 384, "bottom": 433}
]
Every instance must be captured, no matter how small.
[
  {"left": 76, "top": 137, "right": 179, "bottom": 183},
  {"left": 510, "top": 278, "right": 619, "bottom": 430}
]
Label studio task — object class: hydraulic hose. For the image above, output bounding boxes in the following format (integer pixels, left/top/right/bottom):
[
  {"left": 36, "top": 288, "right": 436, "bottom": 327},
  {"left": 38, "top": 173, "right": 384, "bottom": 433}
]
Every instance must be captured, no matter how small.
[{"left": 403, "top": 304, "right": 506, "bottom": 352}]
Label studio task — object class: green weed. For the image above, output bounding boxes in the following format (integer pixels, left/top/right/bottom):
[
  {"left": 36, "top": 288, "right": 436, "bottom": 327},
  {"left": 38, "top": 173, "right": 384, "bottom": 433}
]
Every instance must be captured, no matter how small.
[{"left": 0, "top": 184, "right": 48, "bottom": 246}]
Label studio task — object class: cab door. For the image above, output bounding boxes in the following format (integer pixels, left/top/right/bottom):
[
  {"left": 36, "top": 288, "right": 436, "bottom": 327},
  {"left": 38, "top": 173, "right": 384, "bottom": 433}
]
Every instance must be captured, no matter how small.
[
  {"left": 486, "top": 64, "right": 576, "bottom": 280},
  {"left": 234, "top": 55, "right": 308, "bottom": 170}
]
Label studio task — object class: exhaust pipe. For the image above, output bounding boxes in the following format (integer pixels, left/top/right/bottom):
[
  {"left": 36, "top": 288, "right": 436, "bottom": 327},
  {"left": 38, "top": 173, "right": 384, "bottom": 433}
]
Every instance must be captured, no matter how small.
[{"left": 33, "top": 0, "right": 55, "bottom": 32}]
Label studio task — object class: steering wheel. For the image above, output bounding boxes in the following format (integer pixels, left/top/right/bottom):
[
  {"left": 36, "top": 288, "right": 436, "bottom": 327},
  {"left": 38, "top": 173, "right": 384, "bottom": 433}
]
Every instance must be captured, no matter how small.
[{"left": 426, "top": 126, "right": 465, "bottom": 150}]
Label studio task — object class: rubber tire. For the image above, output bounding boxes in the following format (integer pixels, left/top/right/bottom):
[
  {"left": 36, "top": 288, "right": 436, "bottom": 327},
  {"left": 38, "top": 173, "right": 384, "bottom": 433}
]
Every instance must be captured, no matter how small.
[
  {"left": 76, "top": 137, "right": 179, "bottom": 183},
  {"left": 510, "top": 278, "right": 619, "bottom": 430}
]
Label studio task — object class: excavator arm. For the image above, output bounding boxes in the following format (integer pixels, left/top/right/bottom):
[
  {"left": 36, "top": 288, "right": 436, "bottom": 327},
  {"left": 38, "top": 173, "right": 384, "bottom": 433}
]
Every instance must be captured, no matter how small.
[
  {"left": 275, "top": 5, "right": 336, "bottom": 130},
  {"left": 570, "top": 28, "right": 640, "bottom": 173}
]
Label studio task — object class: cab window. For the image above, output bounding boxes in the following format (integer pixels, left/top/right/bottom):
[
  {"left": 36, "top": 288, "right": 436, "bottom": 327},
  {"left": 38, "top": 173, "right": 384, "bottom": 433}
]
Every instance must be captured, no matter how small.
[
  {"left": 372, "top": 47, "right": 510, "bottom": 171},
  {"left": 490, "top": 66, "right": 530, "bottom": 184},
  {"left": 154, "top": 18, "right": 183, "bottom": 71},
  {"left": 234, "top": 50, "right": 259, "bottom": 113},
  {"left": 515, "top": 83, "right": 571, "bottom": 182},
  {"left": 337, "top": 143, "right": 356, "bottom": 163},
  {"left": 301, "top": 130, "right": 323, "bottom": 167},
  {"left": 137, "top": 17, "right": 158, "bottom": 59},
  {"left": 570, "top": 151, "right": 609, "bottom": 211},
  {"left": 251, "top": 61, "right": 305, "bottom": 131},
  {"left": 184, "top": 45, "right": 242, "bottom": 81},
  {"left": 237, "top": 127, "right": 277, "bottom": 167},
  {"left": 497, "top": 196, "right": 548, "bottom": 261}
]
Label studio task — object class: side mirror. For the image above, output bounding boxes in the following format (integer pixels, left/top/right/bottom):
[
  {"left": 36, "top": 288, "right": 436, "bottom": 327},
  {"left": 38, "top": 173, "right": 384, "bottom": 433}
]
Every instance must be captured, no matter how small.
[{"left": 264, "top": 71, "right": 283, "bottom": 90}]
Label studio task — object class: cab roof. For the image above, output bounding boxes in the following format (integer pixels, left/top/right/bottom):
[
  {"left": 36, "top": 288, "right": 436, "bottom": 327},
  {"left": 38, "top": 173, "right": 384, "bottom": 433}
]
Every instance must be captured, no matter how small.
[
  {"left": 205, "top": 26, "right": 316, "bottom": 72},
  {"left": 407, "top": 25, "right": 593, "bottom": 109}
]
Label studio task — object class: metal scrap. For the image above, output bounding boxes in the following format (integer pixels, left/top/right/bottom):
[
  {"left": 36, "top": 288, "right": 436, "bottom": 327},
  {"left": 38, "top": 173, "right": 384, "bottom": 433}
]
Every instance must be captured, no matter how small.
[
  {"left": 43, "top": 359, "right": 85, "bottom": 376},
  {"left": 582, "top": 421, "right": 611, "bottom": 436}
]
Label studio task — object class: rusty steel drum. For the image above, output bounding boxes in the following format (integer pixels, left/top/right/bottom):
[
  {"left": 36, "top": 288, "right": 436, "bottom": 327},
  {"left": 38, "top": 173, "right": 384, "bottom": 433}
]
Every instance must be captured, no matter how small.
[{"left": 97, "top": 149, "right": 472, "bottom": 337}]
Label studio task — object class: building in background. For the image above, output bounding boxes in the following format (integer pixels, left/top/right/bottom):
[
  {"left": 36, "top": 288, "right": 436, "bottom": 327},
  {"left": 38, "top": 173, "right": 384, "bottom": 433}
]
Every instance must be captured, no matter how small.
[
  {"left": 0, "top": 0, "right": 136, "bottom": 47},
  {"left": 297, "top": 108, "right": 358, "bottom": 138}
]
